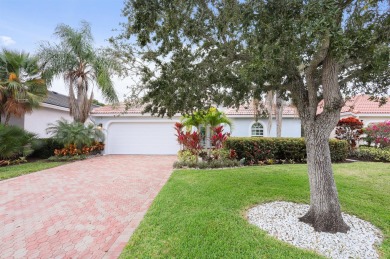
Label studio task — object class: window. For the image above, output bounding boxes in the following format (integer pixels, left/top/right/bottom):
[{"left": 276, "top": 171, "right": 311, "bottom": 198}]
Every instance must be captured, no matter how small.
[{"left": 251, "top": 122, "right": 264, "bottom": 137}]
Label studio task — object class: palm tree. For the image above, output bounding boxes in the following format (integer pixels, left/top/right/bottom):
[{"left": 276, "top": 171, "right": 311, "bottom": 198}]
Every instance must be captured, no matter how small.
[
  {"left": 0, "top": 49, "right": 47, "bottom": 125},
  {"left": 46, "top": 118, "right": 104, "bottom": 148},
  {"left": 204, "top": 107, "right": 232, "bottom": 130},
  {"left": 182, "top": 107, "right": 232, "bottom": 148},
  {"left": 38, "top": 21, "right": 121, "bottom": 123}
]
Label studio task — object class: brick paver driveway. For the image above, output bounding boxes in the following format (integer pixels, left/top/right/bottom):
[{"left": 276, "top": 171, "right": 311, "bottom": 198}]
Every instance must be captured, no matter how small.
[{"left": 0, "top": 155, "right": 176, "bottom": 258}]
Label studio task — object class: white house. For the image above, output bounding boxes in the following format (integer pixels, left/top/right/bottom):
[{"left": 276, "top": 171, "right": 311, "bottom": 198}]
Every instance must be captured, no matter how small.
[
  {"left": 338, "top": 95, "right": 390, "bottom": 126},
  {"left": 224, "top": 106, "right": 301, "bottom": 138},
  {"left": 91, "top": 104, "right": 181, "bottom": 155},
  {"left": 6, "top": 91, "right": 73, "bottom": 137},
  {"left": 90, "top": 104, "right": 301, "bottom": 155}
]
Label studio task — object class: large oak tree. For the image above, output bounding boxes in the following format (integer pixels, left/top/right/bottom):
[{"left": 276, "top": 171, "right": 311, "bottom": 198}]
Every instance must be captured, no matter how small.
[{"left": 115, "top": 0, "right": 389, "bottom": 232}]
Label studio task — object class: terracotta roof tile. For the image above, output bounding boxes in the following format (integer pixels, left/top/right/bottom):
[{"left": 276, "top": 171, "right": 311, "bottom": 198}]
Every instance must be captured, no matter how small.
[
  {"left": 317, "top": 95, "right": 390, "bottom": 115},
  {"left": 91, "top": 103, "right": 143, "bottom": 114},
  {"left": 225, "top": 105, "right": 298, "bottom": 116}
]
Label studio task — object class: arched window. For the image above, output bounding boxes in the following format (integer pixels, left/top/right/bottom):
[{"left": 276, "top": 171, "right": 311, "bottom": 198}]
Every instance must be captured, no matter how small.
[{"left": 251, "top": 122, "right": 264, "bottom": 137}]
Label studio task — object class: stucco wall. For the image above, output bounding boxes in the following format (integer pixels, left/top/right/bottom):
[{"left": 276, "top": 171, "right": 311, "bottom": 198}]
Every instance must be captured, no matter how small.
[
  {"left": 92, "top": 115, "right": 180, "bottom": 135},
  {"left": 228, "top": 117, "right": 301, "bottom": 137},
  {"left": 2, "top": 115, "right": 24, "bottom": 128},
  {"left": 24, "top": 107, "right": 73, "bottom": 138}
]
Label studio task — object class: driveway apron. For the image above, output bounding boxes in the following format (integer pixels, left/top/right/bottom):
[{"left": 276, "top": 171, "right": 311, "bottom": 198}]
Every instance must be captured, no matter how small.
[{"left": 0, "top": 155, "right": 176, "bottom": 258}]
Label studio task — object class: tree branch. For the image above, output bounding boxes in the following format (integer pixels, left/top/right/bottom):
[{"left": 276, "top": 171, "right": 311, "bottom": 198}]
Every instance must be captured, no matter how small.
[{"left": 305, "top": 32, "right": 330, "bottom": 119}]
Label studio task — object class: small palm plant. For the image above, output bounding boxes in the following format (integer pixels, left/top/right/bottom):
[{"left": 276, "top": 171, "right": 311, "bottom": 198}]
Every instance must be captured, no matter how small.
[
  {"left": 46, "top": 119, "right": 104, "bottom": 149},
  {"left": 0, "top": 124, "right": 36, "bottom": 160}
]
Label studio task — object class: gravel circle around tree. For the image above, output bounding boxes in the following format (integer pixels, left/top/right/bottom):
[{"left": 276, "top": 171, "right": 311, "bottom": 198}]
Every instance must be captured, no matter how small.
[{"left": 247, "top": 201, "right": 383, "bottom": 259}]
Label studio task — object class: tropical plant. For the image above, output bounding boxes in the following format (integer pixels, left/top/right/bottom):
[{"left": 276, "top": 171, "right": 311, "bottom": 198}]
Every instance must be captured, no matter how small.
[
  {"left": 0, "top": 124, "right": 36, "bottom": 160},
  {"left": 116, "top": 0, "right": 389, "bottom": 233},
  {"left": 210, "top": 125, "right": 230, "bottom": 149},
  {"left": 204, "top": 107, "right": 232, "bottom": 129},
  {"left": 335, "top": 117, "right": 364, "bottom": 149},
  {"left": 38, "top": 21, "right": 121, "bottom": 123},
  {"left": 363, "top": 121, "right": 390, "bottom": 148},
  {"left": 0, "top": 49, "right": 47, "bottom": 125},
  {"left": 46, "top": 118, "right": 104, "bottom": 149}
]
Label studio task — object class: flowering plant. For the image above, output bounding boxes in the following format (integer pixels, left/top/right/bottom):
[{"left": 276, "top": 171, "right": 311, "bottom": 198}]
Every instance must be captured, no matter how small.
[
  {"left": 210, "top": 125, "right": 230, "bottom": 149},
  {"left": 363, "top": 121, "right": 390, "bottom": 148},
  {"left": 335, "top": 117, "right": 363, "bottom": 149}
]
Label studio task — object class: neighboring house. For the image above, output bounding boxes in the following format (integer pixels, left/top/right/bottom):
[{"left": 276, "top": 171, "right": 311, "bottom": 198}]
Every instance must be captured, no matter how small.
[
  {"left": 317, "top": 95, "right": 390, "bottom": 138},
  {"left": 90, "top": 104, "right": 301, "bottom": 155},
  {"left": 224, "top": 106, "right": 301, "bottom": 138},
  {"left": 6, "top": 91, "right": 73, "bottom": 137},
  {"left": 338, "top": 95, "right": 390, "bottom": 126}
]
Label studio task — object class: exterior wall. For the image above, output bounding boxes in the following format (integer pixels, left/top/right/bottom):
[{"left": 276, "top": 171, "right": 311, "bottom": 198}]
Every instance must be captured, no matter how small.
[
  {"left": 331, "top": 114, "right": 390, "bottom": 138},
  {"left": 228, "top": 117, "right": 301, "bottom": 137},
  {"left": 91, "top": 114, "right": 181, "bottom": 155},
  {"left": 2, "top": 115, "right": 24, "bottom": 128},
  {"left": 24, "top": 107, "right": 72, "bottom": 138},
  {"left": 355, "top": 116, "right": 389, "bottom": 126},
  {"left": 92, "top": 115, "right": 180, "bottom": 131}
]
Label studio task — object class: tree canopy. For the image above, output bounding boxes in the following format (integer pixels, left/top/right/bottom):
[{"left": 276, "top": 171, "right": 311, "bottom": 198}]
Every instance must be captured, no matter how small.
[
  {"left": 115, "top": 0, "right": 389, "bottom": 233},
  {"left": 0, "top": 49, "right": 47, "bottom": 125},
  {"left": 115, "top": 0, "right": 389, "bottom": 117},
  {"left": 38, "top": 21, "right": 122, "bottom": 123}
]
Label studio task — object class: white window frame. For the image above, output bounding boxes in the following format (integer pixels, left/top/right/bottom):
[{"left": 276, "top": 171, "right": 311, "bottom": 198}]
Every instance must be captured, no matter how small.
[{"left": 250, "top": 122, "right": 264, "bottom": 137}]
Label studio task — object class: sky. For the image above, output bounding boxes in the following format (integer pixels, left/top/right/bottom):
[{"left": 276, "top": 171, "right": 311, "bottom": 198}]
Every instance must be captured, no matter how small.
[{"left": 0, "top": 0, "right": 133, "bottom": 102}]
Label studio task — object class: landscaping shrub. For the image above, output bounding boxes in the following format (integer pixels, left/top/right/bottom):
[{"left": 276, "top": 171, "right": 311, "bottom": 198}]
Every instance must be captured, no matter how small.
[
  {"left": 224, "top": 137, "right": 348, "bottom": 165},
  {"left": 46, "top": 118, "right": 104, "bottom": 148},
  {"left": 31, "top": 138, "right": 63, "bottom": 159},
  {"left": 47, "top": 154, "right": 87, "bottom": 162},
  {"left": 350, "top": 146, "right": 390, "bottom": 162},
  {"left": 363, "top": 121, "right": 390, "bottom": 147},
  {"left": 0, "top": 124, "right": 37, "bottom": 162},
  {"left": 335, "top": 117, "right": 363, "bottom": 149},
  {"left": 46, "top": 119, "right": 105, "bottom": 158},
  {"left": 173, "top": 158, "right": 241, "bottom": 169}
]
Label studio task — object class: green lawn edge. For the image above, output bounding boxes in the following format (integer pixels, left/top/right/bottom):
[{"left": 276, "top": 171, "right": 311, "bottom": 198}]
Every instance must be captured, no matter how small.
[
  {"left": 120, "top": 162, "right": 390, "bottom": 258},
  {"left": 0, "top": 161, "right": 67, "bottom": 181}
]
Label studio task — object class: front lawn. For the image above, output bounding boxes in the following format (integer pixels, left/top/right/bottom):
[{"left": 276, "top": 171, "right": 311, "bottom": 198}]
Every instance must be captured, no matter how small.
[
  {"left": 0, "top": 161, "right": 67, "bottom": 181},
  {"left": 121, "top": 162, "right": 390, "bottom": 258}
]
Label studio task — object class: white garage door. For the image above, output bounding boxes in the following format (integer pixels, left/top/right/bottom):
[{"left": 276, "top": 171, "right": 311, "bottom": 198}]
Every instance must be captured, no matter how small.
[{"left": 106, "top": 122, "right": 179, "bottom": 154}]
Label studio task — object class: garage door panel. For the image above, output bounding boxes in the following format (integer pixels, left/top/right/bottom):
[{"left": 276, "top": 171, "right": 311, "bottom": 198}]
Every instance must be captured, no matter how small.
[{"left": 107, "top": 122, "right": 179, "bottom": 154}]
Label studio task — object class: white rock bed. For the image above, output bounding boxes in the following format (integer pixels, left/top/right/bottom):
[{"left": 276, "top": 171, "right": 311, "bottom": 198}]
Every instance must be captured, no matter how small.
[{"left": 247, "top": 201, "right": 383, "bottom": 259}]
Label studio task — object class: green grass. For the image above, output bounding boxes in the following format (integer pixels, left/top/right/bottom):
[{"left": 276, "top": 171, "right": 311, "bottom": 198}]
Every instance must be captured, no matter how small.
[
  {"left": 0, "top": 161, "right": 67, "bottom": 180},
  {"left": 121, "top": 162, "right": 390, "bottom": 258}
]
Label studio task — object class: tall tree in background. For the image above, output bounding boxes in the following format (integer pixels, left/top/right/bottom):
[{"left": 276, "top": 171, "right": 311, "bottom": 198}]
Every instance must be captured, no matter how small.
[
  {"left": 0, "top": 49, "right": 47, "bottom": 125},
  {"left": 38, "top": 21, "right": 120, "bottom": 123},
  {"left": 115, "top": 0, "right": 389, "bottom": 232}
]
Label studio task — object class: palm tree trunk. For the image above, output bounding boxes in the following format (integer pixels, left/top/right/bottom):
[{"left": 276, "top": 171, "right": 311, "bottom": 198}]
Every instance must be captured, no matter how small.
[{"left": 4, "top": 112, "right": 11, "bottom": 126}]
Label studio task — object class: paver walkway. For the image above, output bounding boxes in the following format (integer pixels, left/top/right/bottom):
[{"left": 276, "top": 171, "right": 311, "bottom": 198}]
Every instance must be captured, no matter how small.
[{"left": 0, "top": 155, "right": 176, "bottom": 258}]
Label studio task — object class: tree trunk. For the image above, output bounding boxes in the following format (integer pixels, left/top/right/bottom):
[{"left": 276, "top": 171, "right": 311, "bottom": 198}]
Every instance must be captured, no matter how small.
[
  {"left": 4, "top": 112, "right": 11, "bottom": 126},
  {"left": 298, "top": 54, "right": 350, "bottom": 233},
  {"left": 275, "top": 92, "right": 283, "bottom": 137},
  {"left": 299, "top": 121, "right": 350, "bottom": 233}
]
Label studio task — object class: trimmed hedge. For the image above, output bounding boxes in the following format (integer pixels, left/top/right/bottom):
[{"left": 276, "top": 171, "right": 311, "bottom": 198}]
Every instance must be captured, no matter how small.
[
  {"left": 31, "top": 138, "right": 63, "bottom": 159},
  {"left": 224, "top": 137, "right": 348, "bottom": 165},
  {"left": 350, "top": 146, "right": 390, "bottom": 162}
]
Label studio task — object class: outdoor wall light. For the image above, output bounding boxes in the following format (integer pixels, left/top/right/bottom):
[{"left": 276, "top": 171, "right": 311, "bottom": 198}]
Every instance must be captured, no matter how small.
[{"left": 97, "top": 123, "right": 103, "bottom": 130}]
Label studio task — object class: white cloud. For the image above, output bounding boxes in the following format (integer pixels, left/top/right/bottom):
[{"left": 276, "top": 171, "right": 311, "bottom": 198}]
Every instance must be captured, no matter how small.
[{"left": 0, "top": 36, "right": 16, "bottom": 46}]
